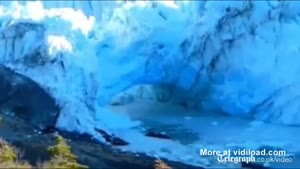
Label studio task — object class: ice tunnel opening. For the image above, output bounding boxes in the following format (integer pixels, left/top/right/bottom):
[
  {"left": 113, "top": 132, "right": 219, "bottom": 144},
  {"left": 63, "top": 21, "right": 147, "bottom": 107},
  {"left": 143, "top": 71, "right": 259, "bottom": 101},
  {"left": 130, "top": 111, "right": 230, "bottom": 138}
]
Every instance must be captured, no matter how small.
[
  {"left": 104, "top": 80, "right": 300, "bottom": 153},
  {"left": 103, "top": 80, "right": 249, "bottom": 144},
  {"left": 102, "top": 80, "right": 300, "bottom": 164},
  {"left": 105, "top": 83, "right": 204, "bottom": 145}
]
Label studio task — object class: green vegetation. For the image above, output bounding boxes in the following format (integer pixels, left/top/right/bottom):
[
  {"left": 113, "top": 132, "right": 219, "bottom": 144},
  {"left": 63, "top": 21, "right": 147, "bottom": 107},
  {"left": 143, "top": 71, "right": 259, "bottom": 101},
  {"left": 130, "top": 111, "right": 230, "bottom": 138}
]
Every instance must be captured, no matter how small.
[
  {"left": 0, "top": 115, "right": 87, "bottom": 169},
  {"left": 0, "top": 139, "right": 31, "bottom": 168},
  {"left": 41, "top": 135, "right": 88, "bottom": 169},
  {"left": 154, "top": 159, "right": 172, "bottom": 169},
  {"left": 0, "top": 115, "right": 167, "bottom": 169}
]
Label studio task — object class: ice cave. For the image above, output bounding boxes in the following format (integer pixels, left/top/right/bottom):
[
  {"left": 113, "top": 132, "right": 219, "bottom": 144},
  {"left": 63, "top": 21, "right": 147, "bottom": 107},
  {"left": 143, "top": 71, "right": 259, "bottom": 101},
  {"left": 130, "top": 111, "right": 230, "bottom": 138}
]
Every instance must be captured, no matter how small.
[{"left": 0, "top": 1, "right": 300, "bottom": 168}]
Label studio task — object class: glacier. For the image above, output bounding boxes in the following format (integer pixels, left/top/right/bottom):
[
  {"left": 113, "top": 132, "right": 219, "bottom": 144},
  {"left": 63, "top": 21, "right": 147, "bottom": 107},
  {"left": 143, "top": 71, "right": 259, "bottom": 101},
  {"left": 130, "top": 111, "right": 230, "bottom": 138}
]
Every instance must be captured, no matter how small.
[{"left": 0, "top": 0, "right": 300, "bottom": 168}]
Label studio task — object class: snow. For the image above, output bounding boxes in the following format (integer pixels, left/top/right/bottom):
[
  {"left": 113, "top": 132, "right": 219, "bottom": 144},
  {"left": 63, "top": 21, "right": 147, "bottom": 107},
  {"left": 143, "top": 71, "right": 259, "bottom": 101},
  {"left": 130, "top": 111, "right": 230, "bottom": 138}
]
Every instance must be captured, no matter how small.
[{"left": 0, "top": 0, "right": 300, "bottom": 168}]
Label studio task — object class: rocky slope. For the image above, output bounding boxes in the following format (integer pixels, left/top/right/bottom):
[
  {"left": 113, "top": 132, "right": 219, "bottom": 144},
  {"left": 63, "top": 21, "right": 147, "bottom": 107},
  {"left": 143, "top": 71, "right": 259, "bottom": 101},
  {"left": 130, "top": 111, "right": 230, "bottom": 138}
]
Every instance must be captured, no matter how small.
[
  {"left": 0, "top": 114, "right": 204, "bottom": 169},
  {"left": 0, "top": 65, "right": 59, "bottom": 130}
]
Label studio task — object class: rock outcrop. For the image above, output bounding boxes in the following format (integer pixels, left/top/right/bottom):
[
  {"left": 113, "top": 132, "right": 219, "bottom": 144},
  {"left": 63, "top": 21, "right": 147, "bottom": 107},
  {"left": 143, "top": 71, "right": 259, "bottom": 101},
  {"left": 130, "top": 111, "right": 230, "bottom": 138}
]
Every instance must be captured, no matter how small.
[{"left": 0, "top": 64, "right": 59, "bottom": 130}]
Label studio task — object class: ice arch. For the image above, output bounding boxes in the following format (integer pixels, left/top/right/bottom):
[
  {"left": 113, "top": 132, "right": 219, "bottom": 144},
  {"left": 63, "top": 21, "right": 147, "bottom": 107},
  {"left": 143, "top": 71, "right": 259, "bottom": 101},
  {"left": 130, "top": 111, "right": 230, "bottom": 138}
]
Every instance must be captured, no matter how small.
[{"left": 94, "top": 0, "right": 300, "bottom": 126}]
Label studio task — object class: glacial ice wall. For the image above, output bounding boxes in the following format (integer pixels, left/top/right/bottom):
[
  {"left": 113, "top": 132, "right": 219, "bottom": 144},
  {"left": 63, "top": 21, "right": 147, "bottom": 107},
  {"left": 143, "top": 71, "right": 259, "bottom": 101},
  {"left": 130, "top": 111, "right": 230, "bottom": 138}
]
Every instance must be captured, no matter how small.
[
  {"left": 104, "top": 1, "right": 300, "bottom": 126},
  {"left": 0, "top": 1, "right": 102, "bottom": 134},
  {"left": 94, "top": 0, "right": 300, "bottom": 126},
  {"left": 0, "top": 0, "right": 300, "bottom": 135}
]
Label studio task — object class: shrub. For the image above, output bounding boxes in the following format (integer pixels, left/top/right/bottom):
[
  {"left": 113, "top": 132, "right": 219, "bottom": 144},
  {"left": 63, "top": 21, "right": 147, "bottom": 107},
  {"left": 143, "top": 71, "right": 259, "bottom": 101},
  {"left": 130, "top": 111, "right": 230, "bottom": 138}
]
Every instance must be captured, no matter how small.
[
  {"left": 154, "top": 159, "right": 172, "bottom": 169},
  {"left": 41, "top": 135, "right": 88, "bottom": 169},
  {"left": 0, "top": 115, "right": 87, "bottom": 169},
  {"left": 0, "top": 139, "right": 31, "bottom": 168}
]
